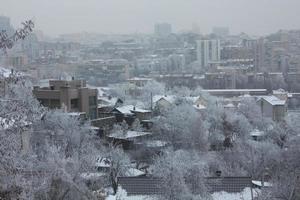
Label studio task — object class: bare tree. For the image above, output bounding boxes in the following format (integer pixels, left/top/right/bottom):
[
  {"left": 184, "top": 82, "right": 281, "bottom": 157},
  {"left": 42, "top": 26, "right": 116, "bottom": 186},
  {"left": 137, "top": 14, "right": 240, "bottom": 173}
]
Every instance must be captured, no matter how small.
[{"left": 0, "top": 20, "right": 34, "bottom": 53}]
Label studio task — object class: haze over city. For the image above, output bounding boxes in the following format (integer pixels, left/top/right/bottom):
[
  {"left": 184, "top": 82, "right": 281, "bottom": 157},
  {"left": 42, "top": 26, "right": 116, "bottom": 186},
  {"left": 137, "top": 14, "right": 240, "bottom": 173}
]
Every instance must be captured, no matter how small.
[
  {"left": 1, "top": 1, "right": 300, "bottom": 199},
  {"left": 1, "top": 0, "right": 300, "bottom": 36}
]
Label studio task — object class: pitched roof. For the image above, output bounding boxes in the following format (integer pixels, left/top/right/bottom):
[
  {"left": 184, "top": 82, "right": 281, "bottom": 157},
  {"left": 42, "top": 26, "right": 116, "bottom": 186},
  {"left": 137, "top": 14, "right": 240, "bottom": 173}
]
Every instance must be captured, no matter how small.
[
  {"left": 118, "top": 176, "right": 252, "bottom": 196},
  {"left": 114, "top": 105, "right": 151, "bottom": 115},
  {"left": 153, "top": 95, "right": 176, "bottom": 104},
  {"left": 206, "top": 177, "right": 252, "bottom": 193},
  {"left": 118, "top": 177, "right": 162, "bottom": 196},
  {"left": 258, "top": 96, "right": 286, "bottom": 106}
]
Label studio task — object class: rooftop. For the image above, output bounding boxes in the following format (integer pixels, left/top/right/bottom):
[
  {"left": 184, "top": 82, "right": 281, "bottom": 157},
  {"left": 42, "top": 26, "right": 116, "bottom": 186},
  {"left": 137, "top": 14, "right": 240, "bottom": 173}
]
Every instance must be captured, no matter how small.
[
  {"left": 259, "top": 96, "right": 286, "bottom": 106},
  {"left": 118, "top": 176, "right": 253, "bottom": 196},
  {"left": 108, "top": 131, "right": 152, "bottom": 140}
]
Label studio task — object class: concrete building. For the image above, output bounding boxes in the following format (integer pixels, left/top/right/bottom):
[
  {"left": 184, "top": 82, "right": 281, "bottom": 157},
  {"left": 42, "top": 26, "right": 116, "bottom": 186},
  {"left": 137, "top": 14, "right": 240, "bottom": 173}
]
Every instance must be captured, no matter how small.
[
  {"left": 212, "top": 27, "right": 230, "bottom": 37},
  {"left": 197, "top": 40, "right": 221, "bottom": 67},
  {"left": 33, "top": 79, "right": 98, "bottom": 119},
  {"left": 154, "top": 23, "right": 172, "bottom": 37},
  {"left": 0, "top": 16, "right": 14, "bottom": 34}
]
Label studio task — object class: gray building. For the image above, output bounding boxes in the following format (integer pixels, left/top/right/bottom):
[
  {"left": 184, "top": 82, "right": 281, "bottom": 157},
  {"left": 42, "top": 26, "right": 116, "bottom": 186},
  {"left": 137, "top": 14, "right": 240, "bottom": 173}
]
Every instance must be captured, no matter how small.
[
  {"left": 33, "top": 79, "right": 98, "bottom": 119},
  {"left": 197, "top": 40, "right": 221, "bottom": 67},
  {"left": 0, "top": 16, "right": 14, "bottom": 34},
  {"left": 154, "top": 23, "right": 172, "bottom": 37}
]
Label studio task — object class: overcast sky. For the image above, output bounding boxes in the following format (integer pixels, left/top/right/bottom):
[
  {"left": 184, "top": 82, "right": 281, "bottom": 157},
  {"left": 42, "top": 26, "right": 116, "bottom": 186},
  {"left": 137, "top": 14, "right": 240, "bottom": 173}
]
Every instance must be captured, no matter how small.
[{"left": 1, "top": 0, "right": 299, "bottom": 37}]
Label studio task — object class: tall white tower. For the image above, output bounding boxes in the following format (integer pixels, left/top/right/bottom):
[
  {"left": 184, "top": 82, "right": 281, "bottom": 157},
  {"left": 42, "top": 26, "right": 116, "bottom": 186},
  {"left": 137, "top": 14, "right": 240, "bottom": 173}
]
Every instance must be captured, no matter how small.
[{"left": 196, "top": 40, "right": 221, "bottom": 67}]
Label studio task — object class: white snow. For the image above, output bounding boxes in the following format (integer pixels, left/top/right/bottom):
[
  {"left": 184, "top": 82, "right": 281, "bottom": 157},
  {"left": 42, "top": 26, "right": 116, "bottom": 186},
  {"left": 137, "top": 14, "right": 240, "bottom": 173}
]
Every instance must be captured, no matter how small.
[
  {"left": 115, "top": 105, "right": 151, "bottom": 115},
  {"left": 211, "top": 187, "right": 254, "bottom": 200},
  {"left": 108, "top": 131, "right": 152, "bottom": 140},
  {"left": 80, "top": 172, "right": 106, "bottom": 179},
  {"left": 124, "top": 168, "right": 146, "bottom": 177},
  {"left": 0, "top": 67, "right": 13, "bottom": 78},
  {"left": 258, "top": 96, "right": 286, "bottom": 106},
  {"left": 250, "top": 129, "right": 265, "bottom": 137},
  {"left": 153, "top": 95, "right": 176, "bottom": 104},
  {"left": 252, "top": 180, "right": 272, "bottom": 187},
  {"left": 144, "top": 140, "right": 168, "bottom": 148}
]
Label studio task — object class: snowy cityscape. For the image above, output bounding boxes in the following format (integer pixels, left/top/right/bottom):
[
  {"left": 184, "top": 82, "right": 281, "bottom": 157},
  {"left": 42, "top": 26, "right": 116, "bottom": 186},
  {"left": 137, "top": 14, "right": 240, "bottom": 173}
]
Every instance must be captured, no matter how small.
[{"left": 1, "top": 1, "right": 300, "bottom": 199}]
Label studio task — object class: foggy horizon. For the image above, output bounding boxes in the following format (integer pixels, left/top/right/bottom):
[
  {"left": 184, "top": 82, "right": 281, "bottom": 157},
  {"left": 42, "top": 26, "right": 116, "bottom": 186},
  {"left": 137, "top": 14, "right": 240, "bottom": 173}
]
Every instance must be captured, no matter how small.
[{"left": 1, "top": 0, "right": 300, "bottom": 37}]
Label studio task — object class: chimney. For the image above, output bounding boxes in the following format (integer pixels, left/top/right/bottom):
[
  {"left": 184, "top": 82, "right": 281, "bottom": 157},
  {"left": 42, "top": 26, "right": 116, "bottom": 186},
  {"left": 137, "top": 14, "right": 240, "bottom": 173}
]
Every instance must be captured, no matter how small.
[
  {"left": 72, "top": 76, "right": 75, "bottom": 80},
  {"left": 133, "top": 106, "right": 136, "bottom": 111}
]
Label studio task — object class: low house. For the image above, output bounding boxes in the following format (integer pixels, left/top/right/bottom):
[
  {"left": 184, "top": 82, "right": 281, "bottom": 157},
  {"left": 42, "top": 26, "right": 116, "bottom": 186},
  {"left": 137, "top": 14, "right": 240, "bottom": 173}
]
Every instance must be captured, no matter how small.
[
  {"left": 98, "top": 96, "right": 123, "bottom": 118},
  {"left": 91, "top": 116, "right": 117, "bottom": 137},
  {"left": 117, "top": 176, "right": 255, "bottom": 200},
  {"left": 107, "top": 130, "right": 152, "bottom": 150},
  {"left": 250, "top": 129, "right": 265, "bottom": 141},
  {"left": 98, "top": 96, "right": 123, "bottom": 108},
  {"left": 257, "top": 96, "right": 287, "bottom": 121},
  {"left": 111, "top": 105, "right": 152, "bottom": 125},
  {"left": 153, "top": 95, "right": 176, "bottom": 112}
]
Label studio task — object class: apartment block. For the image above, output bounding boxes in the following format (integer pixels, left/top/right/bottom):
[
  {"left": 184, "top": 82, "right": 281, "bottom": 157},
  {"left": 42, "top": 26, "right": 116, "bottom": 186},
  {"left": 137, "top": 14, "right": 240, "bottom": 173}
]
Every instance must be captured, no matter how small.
[{"left": 33, "top": 79, "right": 98, "bottom": 119}]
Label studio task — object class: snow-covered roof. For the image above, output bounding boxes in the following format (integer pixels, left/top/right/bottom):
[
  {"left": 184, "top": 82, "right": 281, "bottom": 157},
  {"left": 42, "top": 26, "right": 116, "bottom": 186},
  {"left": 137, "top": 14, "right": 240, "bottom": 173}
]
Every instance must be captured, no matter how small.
[
  {"left": 99, "top": 96, "right": 121, "bottom": 106},
  {"left": 250, "top": 129, "right": 265, "bottom": 137},
  {"left": 108, "top": 131, "right": 152, "bottom": 140},
  {"left": 114, "top": 105, "right": 151, "bottom": 115},
  {"left": 211, "top": 187, "right": 254, "bottom": 200},
  {"left": 259, "top": 96, "right": 286, "bottom": 106},
  {"left": 193, "top": 104, "right": 206, "bottom": 110},
  {"left": 252, "top": 180, "right": 272, "bottom": 187},
  {"left": 80, "top": 172, "right": 106, "bottom": 180},
  {"left": 153, "top": 95, "right": 176, "bottom": 104},
  {"left": 124, "top": 168, "right": 146, "bottom": 177},
  {"left": 273, "top": 88, "right": 287, "bottom": 95},
  {"left": 224, "top": 103, "right": 235, "bottom": 108},
  {"left": 140, "top": 140, "right": 168, "bottom": 148}
]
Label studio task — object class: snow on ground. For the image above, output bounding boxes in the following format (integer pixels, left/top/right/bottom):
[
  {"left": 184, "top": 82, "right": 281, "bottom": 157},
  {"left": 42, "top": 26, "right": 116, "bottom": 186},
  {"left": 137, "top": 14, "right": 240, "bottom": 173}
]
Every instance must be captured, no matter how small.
[
  {"left": 0, "top": 66, "right": 12, "bottom": 78},
  {"left": 211, "top": 187, "right": 254, "bottom": 200},
  {"left": 252, "top": 180, "right": 272, "bottom": 187}
]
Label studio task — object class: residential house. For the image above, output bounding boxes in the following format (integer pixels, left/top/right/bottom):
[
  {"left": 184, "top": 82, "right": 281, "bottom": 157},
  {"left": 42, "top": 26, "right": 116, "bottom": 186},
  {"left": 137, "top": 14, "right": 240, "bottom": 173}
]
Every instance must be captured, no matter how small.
[
  {"left": 257, "top": 96, "right": 287, "bottom": 121},
  {"left": 111, "top": 105, "right": 152, "bottom": 125}
]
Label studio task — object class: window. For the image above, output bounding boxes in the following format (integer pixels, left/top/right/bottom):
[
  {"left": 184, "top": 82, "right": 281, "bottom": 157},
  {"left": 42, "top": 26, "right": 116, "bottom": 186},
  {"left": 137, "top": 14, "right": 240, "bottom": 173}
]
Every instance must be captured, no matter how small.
[
  {"left": 89, "top": 108, "right": 97, "bottom": 119},
  {"left": 50, "top": 99, "right": 60, "bottom": 109},
  {"left": 89, "top": 96, "right": 97, "bottom": 106},
  {"left": 71, "top": 98, "right": 79, "bottom": 109}
]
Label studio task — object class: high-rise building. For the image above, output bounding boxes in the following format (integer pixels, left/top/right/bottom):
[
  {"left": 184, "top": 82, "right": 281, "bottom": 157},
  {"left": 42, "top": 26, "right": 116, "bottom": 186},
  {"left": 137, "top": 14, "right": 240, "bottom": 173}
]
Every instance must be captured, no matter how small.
[
  {"left": 197, "top": 40, "right": 221, "bottom": 67},
  {"left": 212, "top": 27, "right": 230, "bottom": 37},
  {"left": 0, "top": 16, "right": 14, "bottom": 34},
  {"left": 154, "top": 23, "right": 172, "bottom": 37}
]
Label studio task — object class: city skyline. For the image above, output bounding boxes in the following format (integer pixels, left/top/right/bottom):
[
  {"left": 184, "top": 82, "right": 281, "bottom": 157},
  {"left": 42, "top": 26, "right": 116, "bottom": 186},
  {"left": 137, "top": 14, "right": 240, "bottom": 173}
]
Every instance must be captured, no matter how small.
[{"left": 1, "top": 0, "right": 300, "bottom": 37}]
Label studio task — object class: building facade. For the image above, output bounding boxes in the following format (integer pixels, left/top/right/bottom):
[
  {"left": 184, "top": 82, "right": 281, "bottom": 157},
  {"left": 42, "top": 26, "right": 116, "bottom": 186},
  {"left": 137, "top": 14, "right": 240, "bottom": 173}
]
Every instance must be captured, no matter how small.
[
  {"left": 154, "top": 23, "right": 172, "bottom": 37},
  {"left": 33, "top": 79, "right": 98, "bottom": 119},
  {"left": 197, "top": 40, "right": 221, "bottom": 67}
]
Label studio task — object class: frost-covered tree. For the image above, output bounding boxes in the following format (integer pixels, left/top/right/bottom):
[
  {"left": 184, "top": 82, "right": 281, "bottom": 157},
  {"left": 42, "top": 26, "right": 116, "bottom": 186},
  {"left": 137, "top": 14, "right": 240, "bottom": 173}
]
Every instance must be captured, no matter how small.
[
  {"left": 0, "top": 20, "right": 34, "bottom": 53},
  {"left": 101, "top": 146, "right": 131, "bottom": 194},
  {"left": 154, "top": 103, "right": 208, "bottom": 150},
  {"left": 0, "top": 73, "right": 101, "bottom": 199},
  {"left": 152, "top": 150, "right": 210, "bottom": 200}
]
